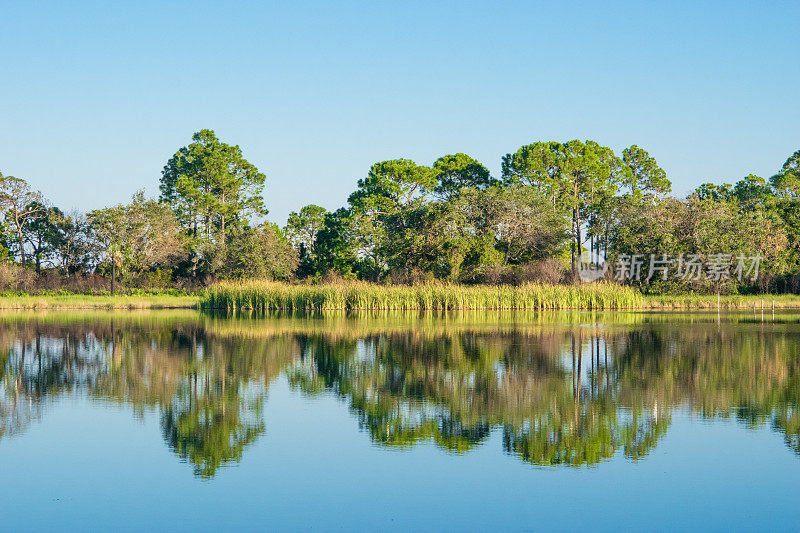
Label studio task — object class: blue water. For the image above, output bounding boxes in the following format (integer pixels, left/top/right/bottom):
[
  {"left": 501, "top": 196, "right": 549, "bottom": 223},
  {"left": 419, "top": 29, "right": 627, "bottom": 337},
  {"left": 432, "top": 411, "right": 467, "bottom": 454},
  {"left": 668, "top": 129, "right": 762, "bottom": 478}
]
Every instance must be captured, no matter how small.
[{"left": 1, "top": 312, "right": 798, "bottom": 531}]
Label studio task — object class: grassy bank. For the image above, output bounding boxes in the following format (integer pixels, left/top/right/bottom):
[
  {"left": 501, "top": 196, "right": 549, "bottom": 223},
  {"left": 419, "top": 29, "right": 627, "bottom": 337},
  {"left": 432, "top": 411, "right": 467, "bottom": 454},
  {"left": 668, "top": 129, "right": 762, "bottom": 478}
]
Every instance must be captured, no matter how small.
[
  {"left": 4, "top": 283, "right": 800, "bottom": 311},
  {"left": 203, "top": 281, "right": 644, "bottom": 310},
  {"left": 0, "top": 293, "right": 199, "bottom": 310},
  {"left": 203, "top": 281, "right": 800, "bottom": 311},
  {"left": 641, "top": 293, "right": 800, "bottom": 309}
]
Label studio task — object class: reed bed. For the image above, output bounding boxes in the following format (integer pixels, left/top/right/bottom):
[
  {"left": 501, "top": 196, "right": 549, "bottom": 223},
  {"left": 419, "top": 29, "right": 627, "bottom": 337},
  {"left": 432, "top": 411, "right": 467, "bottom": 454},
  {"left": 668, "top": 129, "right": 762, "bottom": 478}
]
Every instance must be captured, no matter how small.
[
  {"left": 202, "top": 281, "right": 644, "bottom": 311},
  {"left": 642, "top": 293, "right": 800, "bottom": 309}
]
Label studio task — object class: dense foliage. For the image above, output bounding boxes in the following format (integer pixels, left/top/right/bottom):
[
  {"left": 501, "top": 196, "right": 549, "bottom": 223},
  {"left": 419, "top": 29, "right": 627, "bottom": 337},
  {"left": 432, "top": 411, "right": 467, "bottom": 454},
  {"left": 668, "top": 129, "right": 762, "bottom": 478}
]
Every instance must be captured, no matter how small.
[{"left": 1, "top": 132, "right": 798, "bottom": 294}]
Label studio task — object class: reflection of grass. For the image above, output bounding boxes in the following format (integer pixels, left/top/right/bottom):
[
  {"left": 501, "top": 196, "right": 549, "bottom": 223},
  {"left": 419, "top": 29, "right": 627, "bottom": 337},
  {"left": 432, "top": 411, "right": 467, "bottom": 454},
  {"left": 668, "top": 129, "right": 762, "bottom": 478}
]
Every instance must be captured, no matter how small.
[{"left": 0, "top": 294, "right": 199, "bottom": 309}]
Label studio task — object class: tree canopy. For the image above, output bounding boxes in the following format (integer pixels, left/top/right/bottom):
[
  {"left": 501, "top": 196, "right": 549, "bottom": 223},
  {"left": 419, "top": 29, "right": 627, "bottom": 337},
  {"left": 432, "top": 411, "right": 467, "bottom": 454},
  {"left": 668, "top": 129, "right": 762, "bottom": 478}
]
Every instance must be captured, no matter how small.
[{"left": 160, "top": 129, "right": 266, "bottom": 243}]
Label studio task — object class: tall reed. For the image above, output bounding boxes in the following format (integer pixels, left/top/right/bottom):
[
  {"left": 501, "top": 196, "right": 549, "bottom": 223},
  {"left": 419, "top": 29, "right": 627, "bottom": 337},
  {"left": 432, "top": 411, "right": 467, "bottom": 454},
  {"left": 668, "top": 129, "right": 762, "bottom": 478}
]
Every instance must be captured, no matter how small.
[{"left": 202, "top": 281, "right": 644, "bottom": 311}]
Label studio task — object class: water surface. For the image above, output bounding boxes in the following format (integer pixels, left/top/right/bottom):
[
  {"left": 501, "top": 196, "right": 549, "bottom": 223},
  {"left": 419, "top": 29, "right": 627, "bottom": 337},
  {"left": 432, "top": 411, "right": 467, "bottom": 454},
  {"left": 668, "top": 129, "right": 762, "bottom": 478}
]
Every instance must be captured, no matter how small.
[{"left": 1, "top": 311, "right": 798, "bottom": 531}]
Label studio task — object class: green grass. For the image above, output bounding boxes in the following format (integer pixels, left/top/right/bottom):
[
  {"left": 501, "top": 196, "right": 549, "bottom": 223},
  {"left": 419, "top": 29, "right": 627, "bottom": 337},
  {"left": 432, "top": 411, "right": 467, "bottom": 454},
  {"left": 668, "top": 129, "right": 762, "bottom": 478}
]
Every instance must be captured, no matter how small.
[
  {"left": 203, "top": 280, "right": 644, "bottom": 311},
  {"left": 203, "top": 280, "right": 800, "bottom": 311},
  {"left": 0, "top": 293, "right": 199, "bottom": 310},
  {"left": 641, "top": 293, "right": 800, "bottom": 309},
  {"left": 5, "top": 283, "right": 800, "bottom": 311}
]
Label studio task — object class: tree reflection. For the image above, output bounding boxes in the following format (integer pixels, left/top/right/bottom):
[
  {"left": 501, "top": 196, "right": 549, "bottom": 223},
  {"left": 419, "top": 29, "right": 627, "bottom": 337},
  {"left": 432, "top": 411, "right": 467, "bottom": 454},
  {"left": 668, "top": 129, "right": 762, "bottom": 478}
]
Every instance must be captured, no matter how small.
[
  {"left": 0, "top": 314, "right": 295, "bottom": 478},
  {"left": 0, "top": 312, "right": 799, "bottom": 474},
  {"left": 161, "top": 374, "right": 264, "bottom": 479},
  {"left": 287, "top": 316, "right": 800, "bottom": 465}
]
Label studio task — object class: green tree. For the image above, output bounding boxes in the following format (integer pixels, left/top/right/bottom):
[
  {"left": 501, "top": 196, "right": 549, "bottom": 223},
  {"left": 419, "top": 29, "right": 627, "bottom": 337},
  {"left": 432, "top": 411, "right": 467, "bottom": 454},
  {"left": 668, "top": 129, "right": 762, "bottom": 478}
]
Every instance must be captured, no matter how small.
[
  {"left": 686, "top": 195, "right": 786, "bottom": 267},
  {"left": 733, "top": 174, "right": 773, "bottom": 212},
  {"left": 50, "top": 211, "right": 92, "bottom": 278},
  {"left": 86, "top": 204, "right": 125, "bottom": 292},
  {"left": 0, "top": 173, "right": 46, "bottom": 266},
  {"left": 694, "top": 182, "right": 734, "bottom": 202},
  {"left": 502, "top": 140, "right": 622, "bottom": 280},
  {"left": 89, "top": 191, "right": 185, "bottom": 291},
  {"left": 771, "top": 149, "right": 800, "bottom": 197},
  {"left": 213, "top": 223, "right": 298, "bottom": 280},
  {"left": 348, "top": 159, "right": 435, "bottom": 215},
  {"left": 381, "top": 198, "right": 473, "bottom": 282},
  {"left": 621, "top": 145, "right": 670, "bottom": 199},
  {"left": 346, "top": 159, "right": 436, "bottom": 279},
  {"left": 284, "top": 204, "right": 327, "bottom": 252},
  {"left": 381, "top": 184, "right": 568, "bottom": 284},
  {"left": 609, "top": 196, "right": 688, "bottom": 261},
  {"left": 22, "top": 204, "right": 62, "bottom": 273},
  {"left": 610, "top": 191, "right": 787, "bottom": 293},
  {"left": 284, "top": 204, "right": 327, "bottom": 277},
  {"left": 312, "top": 208, "right": 363, "bottom": 279},
  {"left": 461, "top": 185, "right": 568, "bottom": 269},
  {"left": 160, "top": 129, "right": 267, "bottom": 244},
  {"left": 432, "top": 153, "right": 492, "bottom": 199}
]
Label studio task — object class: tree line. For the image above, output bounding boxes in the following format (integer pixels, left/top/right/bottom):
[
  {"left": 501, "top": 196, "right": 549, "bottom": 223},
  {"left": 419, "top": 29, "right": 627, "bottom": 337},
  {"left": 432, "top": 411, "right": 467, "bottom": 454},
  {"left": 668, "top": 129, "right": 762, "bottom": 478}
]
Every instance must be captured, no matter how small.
[{"left": 1, "top": 129, "right": 799, "bottom": 293}]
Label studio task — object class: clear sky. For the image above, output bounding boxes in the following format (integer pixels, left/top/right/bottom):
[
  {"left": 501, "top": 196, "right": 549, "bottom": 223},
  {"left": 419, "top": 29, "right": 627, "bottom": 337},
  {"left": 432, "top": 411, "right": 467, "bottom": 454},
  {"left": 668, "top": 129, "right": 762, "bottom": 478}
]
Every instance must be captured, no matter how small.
[{"left": 1, "top": 1, "right": 797, "bottom": 224}]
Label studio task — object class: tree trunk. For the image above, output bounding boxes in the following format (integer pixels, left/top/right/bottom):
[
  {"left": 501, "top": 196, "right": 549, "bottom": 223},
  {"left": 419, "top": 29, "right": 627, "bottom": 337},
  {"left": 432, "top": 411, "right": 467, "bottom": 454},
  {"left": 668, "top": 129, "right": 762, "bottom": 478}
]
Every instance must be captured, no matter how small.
[
  {"left": 18, "top": 230, "right": 25, "bottom": 265},
  {"left": 571, "top": 207, "right": 577, "bottom": 282},
  {"left": 221, "top": 192, "right": 226, "bottom": 236},
  {"left": 35, "top": 236, "right": 42, "bottom": 273},
  {"left": 111, "top": 259, "right": 116, "bottom": 296}
]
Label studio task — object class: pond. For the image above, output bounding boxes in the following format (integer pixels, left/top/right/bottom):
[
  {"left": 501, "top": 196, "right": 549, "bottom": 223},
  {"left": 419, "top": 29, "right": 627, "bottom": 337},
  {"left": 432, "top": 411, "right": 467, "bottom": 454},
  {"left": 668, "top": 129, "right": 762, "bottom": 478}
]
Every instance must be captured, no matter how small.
[{"left": 1, "top": 310, "right": 798, "bottom": 531}]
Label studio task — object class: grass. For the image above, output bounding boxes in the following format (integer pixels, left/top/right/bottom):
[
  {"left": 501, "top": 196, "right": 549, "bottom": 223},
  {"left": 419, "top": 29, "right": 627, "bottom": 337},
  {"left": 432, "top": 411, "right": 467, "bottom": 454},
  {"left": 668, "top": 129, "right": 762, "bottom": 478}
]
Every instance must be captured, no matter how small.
[
  {"left": 641, "top": 293, "right": 800, "bottom": 309},
  {"left": 203, "top": 280, "right": 800, "bottom": 311},
  {"left": 4, "top": 282, "right": 800, "bottom": 311},
  {"left": 203, "top": 280, "right": 644, "bottom": 311},
  {"left": 0, "top": 293, "right": 200, "bottom": 310}
]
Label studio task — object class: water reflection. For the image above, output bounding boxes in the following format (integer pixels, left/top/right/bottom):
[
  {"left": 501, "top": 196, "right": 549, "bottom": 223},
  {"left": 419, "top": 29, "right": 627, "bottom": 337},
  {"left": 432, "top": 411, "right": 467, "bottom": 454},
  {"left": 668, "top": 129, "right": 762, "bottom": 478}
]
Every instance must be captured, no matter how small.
[{"left": 1, "top": 311, "right": 799, "bottom": 477}]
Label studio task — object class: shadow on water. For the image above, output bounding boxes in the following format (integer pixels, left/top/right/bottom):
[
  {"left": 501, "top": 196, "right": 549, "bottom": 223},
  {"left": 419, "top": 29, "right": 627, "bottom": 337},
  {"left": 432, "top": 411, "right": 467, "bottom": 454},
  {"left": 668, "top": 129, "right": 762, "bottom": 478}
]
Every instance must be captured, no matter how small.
[{"left": 0, "top": 310, "right": 799, "bottom": 477}]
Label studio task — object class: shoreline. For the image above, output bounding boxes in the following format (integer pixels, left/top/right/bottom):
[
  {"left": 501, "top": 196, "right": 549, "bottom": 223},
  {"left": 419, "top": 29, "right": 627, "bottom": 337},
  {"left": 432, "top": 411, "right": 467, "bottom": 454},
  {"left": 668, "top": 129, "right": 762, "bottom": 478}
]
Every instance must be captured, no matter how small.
[
  {"left": 3, "top": 287, "right": 800, "bottom": 311},
  {"left": 203, "top": 281, "right": 800, "bottom": 311},
  {"left": 0, "top": 294, "right": 200, "bottom": 310}
]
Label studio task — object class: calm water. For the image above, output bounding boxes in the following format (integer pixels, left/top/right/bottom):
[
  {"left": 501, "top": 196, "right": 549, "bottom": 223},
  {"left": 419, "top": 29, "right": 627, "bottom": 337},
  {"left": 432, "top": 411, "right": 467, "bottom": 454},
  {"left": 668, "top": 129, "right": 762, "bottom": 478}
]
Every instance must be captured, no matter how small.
[{"left": 1, "top": 310, "right": 799, "bottom": 531}]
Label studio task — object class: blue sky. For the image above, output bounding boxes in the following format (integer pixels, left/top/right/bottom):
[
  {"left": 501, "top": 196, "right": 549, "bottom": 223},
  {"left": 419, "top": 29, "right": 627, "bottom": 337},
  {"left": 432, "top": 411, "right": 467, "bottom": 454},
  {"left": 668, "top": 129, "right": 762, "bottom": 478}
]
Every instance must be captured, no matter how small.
[{"left": 1, "top": 1, "right": 797, "bottom": 224}]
